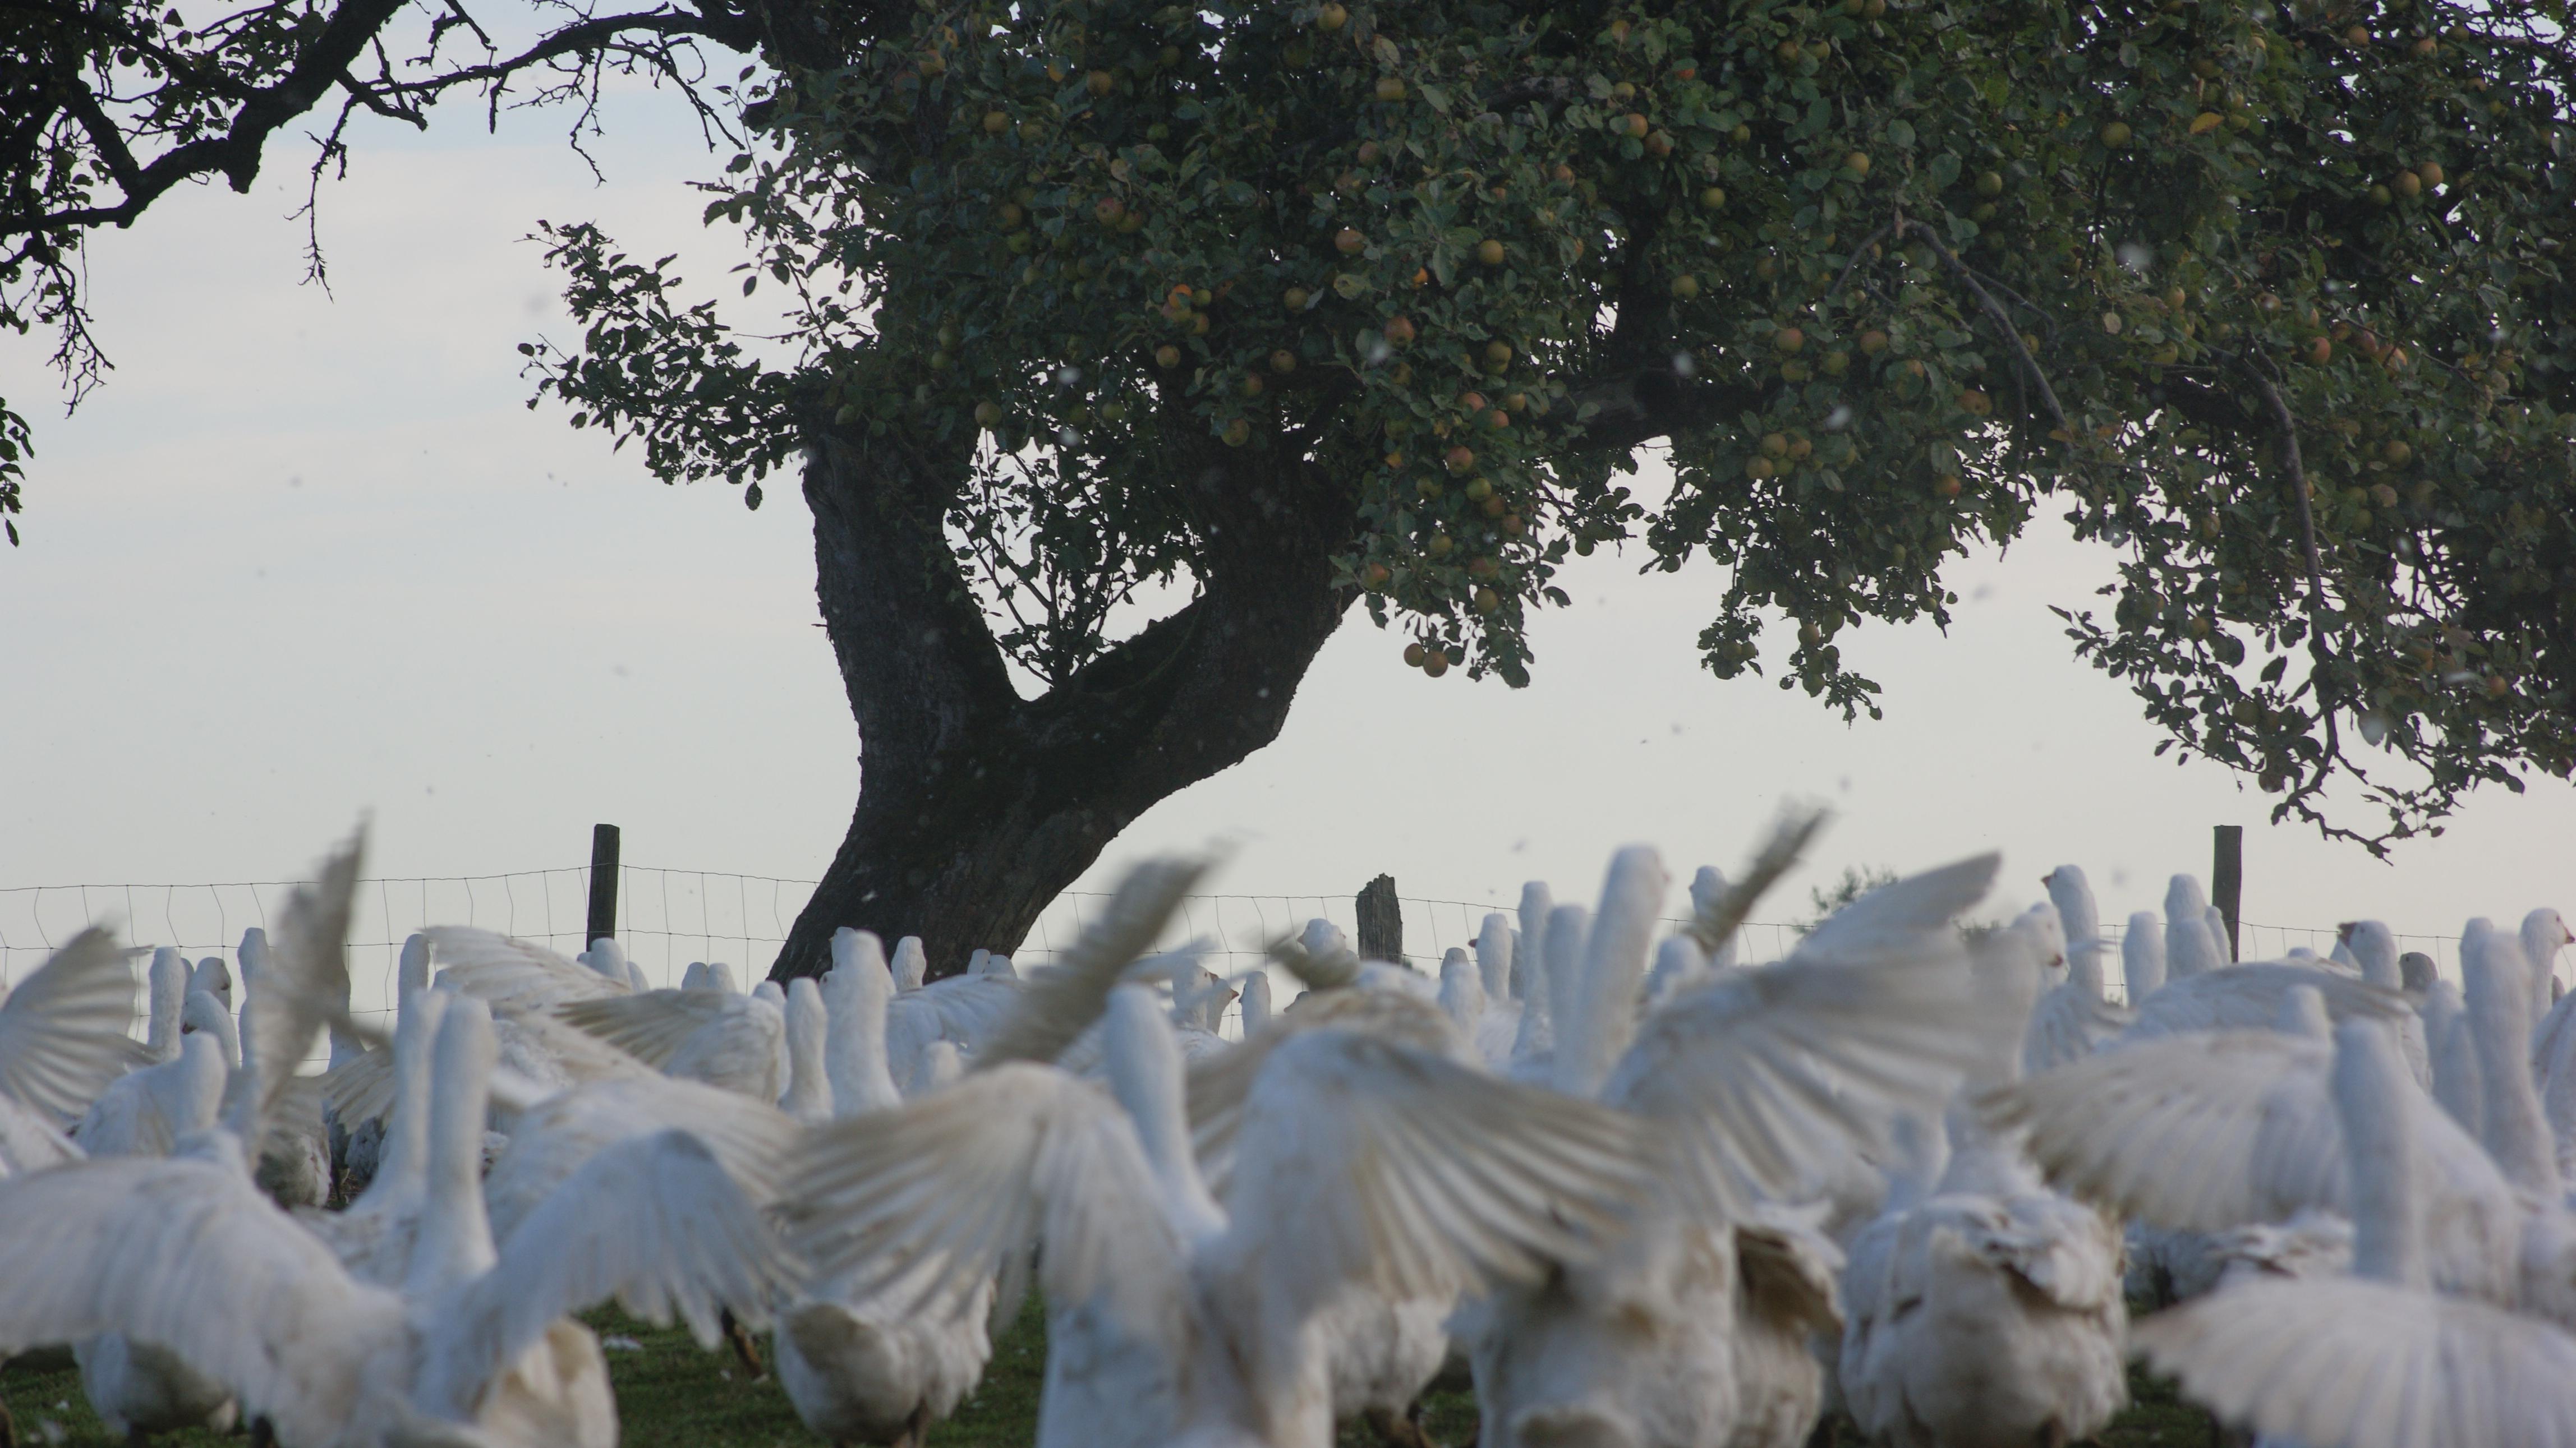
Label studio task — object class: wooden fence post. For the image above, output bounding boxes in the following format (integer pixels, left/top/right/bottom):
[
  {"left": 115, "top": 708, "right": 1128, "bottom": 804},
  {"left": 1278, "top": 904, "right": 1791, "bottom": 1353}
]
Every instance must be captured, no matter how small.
[
  {"left": 1356, "top": 874, "right": 1404, "bottom": 966},
  {"left": 2212, "top": 824, "right": 2243, "bottom": 964},
  {"left": 587, "top": 824, "right": 622, "bottom": 946}
]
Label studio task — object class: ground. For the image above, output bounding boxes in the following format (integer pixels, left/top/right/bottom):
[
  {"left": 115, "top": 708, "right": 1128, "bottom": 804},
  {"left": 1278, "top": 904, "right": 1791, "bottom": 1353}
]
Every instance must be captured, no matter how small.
[{"left": 1, "top": 1303, "right": 2214, "bottom": 1447}]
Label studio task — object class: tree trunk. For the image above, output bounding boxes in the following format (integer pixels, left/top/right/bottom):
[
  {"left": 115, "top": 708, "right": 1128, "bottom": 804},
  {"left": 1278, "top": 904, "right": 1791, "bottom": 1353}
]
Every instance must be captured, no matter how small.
[{"left": 769, "top": 419, "right": 1360, "bottom": 982}]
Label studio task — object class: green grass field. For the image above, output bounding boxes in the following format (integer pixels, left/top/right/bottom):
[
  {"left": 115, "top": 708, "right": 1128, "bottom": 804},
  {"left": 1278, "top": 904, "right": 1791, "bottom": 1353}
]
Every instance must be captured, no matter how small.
[{"left": 3, "top": 1303, "right": 2215, "bottom": 1447}]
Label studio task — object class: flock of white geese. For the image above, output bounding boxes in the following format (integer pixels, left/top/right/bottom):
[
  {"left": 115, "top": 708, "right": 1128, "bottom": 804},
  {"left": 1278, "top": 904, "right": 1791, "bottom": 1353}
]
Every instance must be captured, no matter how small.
[{"left": 0, "top": 819, "right": 2570, "bottom": 1448}]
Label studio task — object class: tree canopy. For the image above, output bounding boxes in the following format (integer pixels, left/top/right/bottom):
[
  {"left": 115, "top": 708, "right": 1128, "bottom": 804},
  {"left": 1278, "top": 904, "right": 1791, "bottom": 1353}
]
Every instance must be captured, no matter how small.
[
  {"left": 536, "top": 0, "right": 2576, "bottom": 879},
  {"left": 1, "top": 0, "right": 786, "bottom": 544}
]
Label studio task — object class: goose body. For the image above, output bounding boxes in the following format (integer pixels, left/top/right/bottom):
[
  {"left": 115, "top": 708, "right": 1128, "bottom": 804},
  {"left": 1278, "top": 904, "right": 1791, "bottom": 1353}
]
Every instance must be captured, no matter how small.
[
  {"left": 75, "top": 1032, "right": 241, "bottom": 1442},
  {"left": 773, "top": 929, "right": 996, "bottom": 1448},
  {"left": 1839, "top": 910, "right": 2127, "bottom": 1448},
  {"left": 555, "top": 984, "right": 788, "bottom": 1101},
  {"left": 1466, "top": 847, "right": 2007, "bottom": 1448},
  {"left": 2129, "top": 1017, "right": 2576, "bottom": 1448}
]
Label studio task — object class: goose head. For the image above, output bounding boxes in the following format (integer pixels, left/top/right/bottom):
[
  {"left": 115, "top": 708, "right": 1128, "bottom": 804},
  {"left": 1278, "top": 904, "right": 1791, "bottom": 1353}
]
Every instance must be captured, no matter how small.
[
  {"left": 1438, "top": 949, "right": 1485, "bottom": 1031},
  {"left": 178, "top": 989, "right": 241, "bottom": 1071},
  {"left": 2338, "top": 921, "right": 2401, "bottom": 990}
]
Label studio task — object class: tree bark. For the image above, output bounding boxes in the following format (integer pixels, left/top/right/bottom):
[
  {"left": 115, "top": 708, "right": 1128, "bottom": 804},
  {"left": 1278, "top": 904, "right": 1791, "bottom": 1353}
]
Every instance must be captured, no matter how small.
[{"left": 770, "top": 418, "right": 1360, "bottom": 982}]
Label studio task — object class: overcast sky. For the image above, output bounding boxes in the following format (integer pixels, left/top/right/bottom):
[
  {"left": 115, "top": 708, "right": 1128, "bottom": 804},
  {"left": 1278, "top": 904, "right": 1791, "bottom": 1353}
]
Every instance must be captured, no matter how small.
[{"left": 6, "top": 77, "right": 2570, "bottom": 1007}]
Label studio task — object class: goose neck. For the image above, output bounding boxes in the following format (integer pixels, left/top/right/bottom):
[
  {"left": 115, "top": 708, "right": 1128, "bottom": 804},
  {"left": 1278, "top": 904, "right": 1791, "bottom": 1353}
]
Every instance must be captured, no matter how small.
[
  {"left": 352, "top": 988, "right": 443, "bottom": 1218},
  {"left": 2333, "top": 1019, "right": 2429, "bottom": 1290},
  {"left": 2464, "top": 923, "right": 2561, "bottom": 1200},
  {"left": 146, "top": 949, "right": 188, "bottom": 1062},
  {"left": 1104, "top": 985, "right": 1226, "bottom": 1248},
  {"left": 824, "top": 943, "right": 903, "bottom": 1116},
  {"left": 404, "top": 995, "right": 500, "bottom": 1299},
  {"left": 781, "top": 978, "right": 834, "bottom": 1120}
]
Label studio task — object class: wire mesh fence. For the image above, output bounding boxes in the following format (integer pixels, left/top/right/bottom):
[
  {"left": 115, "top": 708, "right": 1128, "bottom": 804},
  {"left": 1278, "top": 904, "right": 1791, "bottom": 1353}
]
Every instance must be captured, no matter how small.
[{"left": 0, "top": 863, "right": 2532, "bottom": 1049}]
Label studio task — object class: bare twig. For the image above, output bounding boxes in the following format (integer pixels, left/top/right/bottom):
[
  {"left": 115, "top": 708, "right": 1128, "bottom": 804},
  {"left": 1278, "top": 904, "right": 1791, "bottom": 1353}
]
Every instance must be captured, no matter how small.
[
  {"left": 1905, "top": 219, "right": 2074, "bottom": 456},
  {"left": 1823, "top": 215, "right": 1899, "bottom": 307}
]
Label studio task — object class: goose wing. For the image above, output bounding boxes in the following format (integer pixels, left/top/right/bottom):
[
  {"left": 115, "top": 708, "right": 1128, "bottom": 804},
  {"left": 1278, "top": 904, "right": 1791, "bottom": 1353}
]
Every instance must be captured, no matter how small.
[
  {"left": 2122, "top": 964, "right": 2411, "bottom": 1042},
  {"left": 1224, "top": 1029, "right": 1660, "bottom": 1312},
  {"left": 0, "top": 1154, "right": 402, "bottom": 1445},
  {"left": 0, "top": 927, "right": 150, "bottom": 1119},
  {"left": 976, "top": 858, "right": 1208, "bottom": 1069},
  {"left": 1987, "top": 1032, "right": 2345, "bottom": 1230},
  {"left": 2134, "top": 1278, "right": 2576, "bottom": 1448},
  {"left": 781, "top": 1063, "right": 1184, "bottom": 1333},
  {"left": 484, "top": 1073, "right": 799, "bottom": 1244},
  {"left": 425, "top": 926, "right": 631, "bottom": 1012},
  {"left": 555, "top": 989, "right": 735, "bottom": 1068},
  {"left": 1186, "top": 988, "right": 1460, "bottom": 1198},
  {"left": 1991, "top": 1031, "right": 2523, "bottom": 1303},
  {"left": 421, "top": 1129, "right": 797, "bottom": 1419},
  {"left": 231, "top": 834, "right": 365, "bottom": 1147},
  {"left": 1600, "top": 854, "right": 2002, "bottom": 1219},
  {"left": 2022, "top": 982, "right": 2134, "bottom": 1075}
]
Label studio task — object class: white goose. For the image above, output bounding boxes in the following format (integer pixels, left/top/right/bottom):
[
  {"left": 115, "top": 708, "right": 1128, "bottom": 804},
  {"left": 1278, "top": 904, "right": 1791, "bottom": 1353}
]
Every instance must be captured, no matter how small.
[
  {"left": 2120, "top": 912, "right": 2165, "bottom": 1003},
  {"left": 2336, "top": 920, "right": 2434, "bottom": 1088},
  {"left": 2132, "top": 1015, "right": 2576, "bottom": 1448},
  {"left": 1838, "top": 905, "right": 2128, "bottom": 1448},
  {"left": 1462, "top": 840, "right": 2006, "bottom": 1448},
  {"left": 0, "top": 928, "right": 150, "bottom": 1176},
  {"left": 76, "top": 989, "right": 235, "bottom": 1160},
  {"left": 0, "top": 988, "right": 791, "bottom": 1448},
  {"left": 2023, "top": 866, "right": 2132, "bottom": 1073},
  {"left": 822, "top": 928, "right": 906, "bottom": 1117},
  {"left": 2165, "top": 875, "right": 2227, "bottom": 980},
  {"left": 1993, "top": 940, "right": 2541, "bottom": 1318},
  {"left": 144, "top": 947, "right": 190, "bottom": 1062},
  {"left": 554, "top": 967, "right": 787, "bottom": 1102},
  {"left": 771, "top": 926, "right": 995, "bottom": 1448},
  {"left": 73, "top": 1031, "right": 241, "bottom": 1446},
  {"left": 338, "top": 934, "right": 430, "bottom": 1200},
  {"left": 779, "top": 977, "right": 834, "bottom": 1124},
  {"left": 2117, "top": 960, "right": 2410, "bottom": 1045},
  {"left": 780, "top": 973, "right": 1654, "bottom": 1448},
  {"left": 300, "top": 985, "right": 452, "bottom": 1286},
  {"left": 1239, "top": 972, "right": 1273, "bottom": 1035},
  {"left": 1503, "top": 882, "right": 1556, "bottom": 1080},
  {"left": 1467, "top": 914, "right": 1524, "bottom": 1067}
]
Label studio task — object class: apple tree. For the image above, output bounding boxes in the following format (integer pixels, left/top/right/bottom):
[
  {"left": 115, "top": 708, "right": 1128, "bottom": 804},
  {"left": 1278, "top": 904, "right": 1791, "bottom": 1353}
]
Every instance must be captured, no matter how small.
[{"left": 524, "top": 0, "right": 2576, "bottom": 977}]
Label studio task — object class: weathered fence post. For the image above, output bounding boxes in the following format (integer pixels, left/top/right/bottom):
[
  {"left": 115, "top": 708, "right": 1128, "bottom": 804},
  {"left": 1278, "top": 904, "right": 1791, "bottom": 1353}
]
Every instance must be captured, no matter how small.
[
  {"left": 587, "top": 823, "right": 622, "bottom": 946},
  {"left": 2212, "top": 824, "right": 2243, "bottom": 964},
  {"left": 1355, "top": 874, "right": 1404, "bottom": 966}
]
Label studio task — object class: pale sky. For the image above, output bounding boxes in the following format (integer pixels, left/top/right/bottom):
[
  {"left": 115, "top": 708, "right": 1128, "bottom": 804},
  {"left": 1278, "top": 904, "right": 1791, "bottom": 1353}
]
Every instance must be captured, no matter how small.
[{"left": 5, "top": 80, "right": 2570, "bottom": 1012}]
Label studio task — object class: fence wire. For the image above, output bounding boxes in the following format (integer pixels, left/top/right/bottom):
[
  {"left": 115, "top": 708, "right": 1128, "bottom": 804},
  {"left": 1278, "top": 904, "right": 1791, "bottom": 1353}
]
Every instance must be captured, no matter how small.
[{"left": 0, "top": 866, "right": 2536, "bottom": 1052}]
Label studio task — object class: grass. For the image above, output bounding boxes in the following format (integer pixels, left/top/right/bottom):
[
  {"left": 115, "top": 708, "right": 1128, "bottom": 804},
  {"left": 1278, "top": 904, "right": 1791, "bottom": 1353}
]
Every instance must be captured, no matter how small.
[{"left": 5, "top": 1306, "right": 2215, "bottom": 1448}]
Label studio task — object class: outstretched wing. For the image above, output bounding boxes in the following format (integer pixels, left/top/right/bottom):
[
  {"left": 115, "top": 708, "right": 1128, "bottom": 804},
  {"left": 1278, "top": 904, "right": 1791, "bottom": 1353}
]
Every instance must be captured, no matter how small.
[
  {"left": 0, "top": 1154, "right": 402, "bottom": 1447},
  {"left": 2122, "top": 964, "right": 2411, "bottom": 1042},
  {"left": 2022, "top": 983, "right": 2133, "bottom": 1076},
  {"left": 425, "top": 926, "right": 631, "bottom": 1012},
  {"left": 1601, "top": 854, "right": 2001, "bottom": 1220},
  {"left": 1989, "top": 1030, "right": 2523, "bottom": 1303},
  {"left": 555, "top": 989, "right": 733, "bottom": 1068},
  {"left": 1186, "top": 988, "right": 1460, "bottom": 1198},
  {"left": 977, "top": 858, "right": 1209, "bottom": 1069},
  {"left": 1985, "top": 1032, "right": 2343, "bottom": 1230},
  {"left": 0, "top": 927, "right": 150, "bottom": 1119},
  {"left": 2134, "top": 1278, "right": 2576, "bottom": 1448},
  {"left": 779, "top": 1063, "right": 1184, "bottom": 1336},
  {"left": 423, "top": 1129, "right": 797, "bottom": 1419},
  {"left": 1226, "top": 1030, "right": 1660, "bottom": 1311},
  {"left": 232, "top": 832, "right": 366, "bottom": 1146}
]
